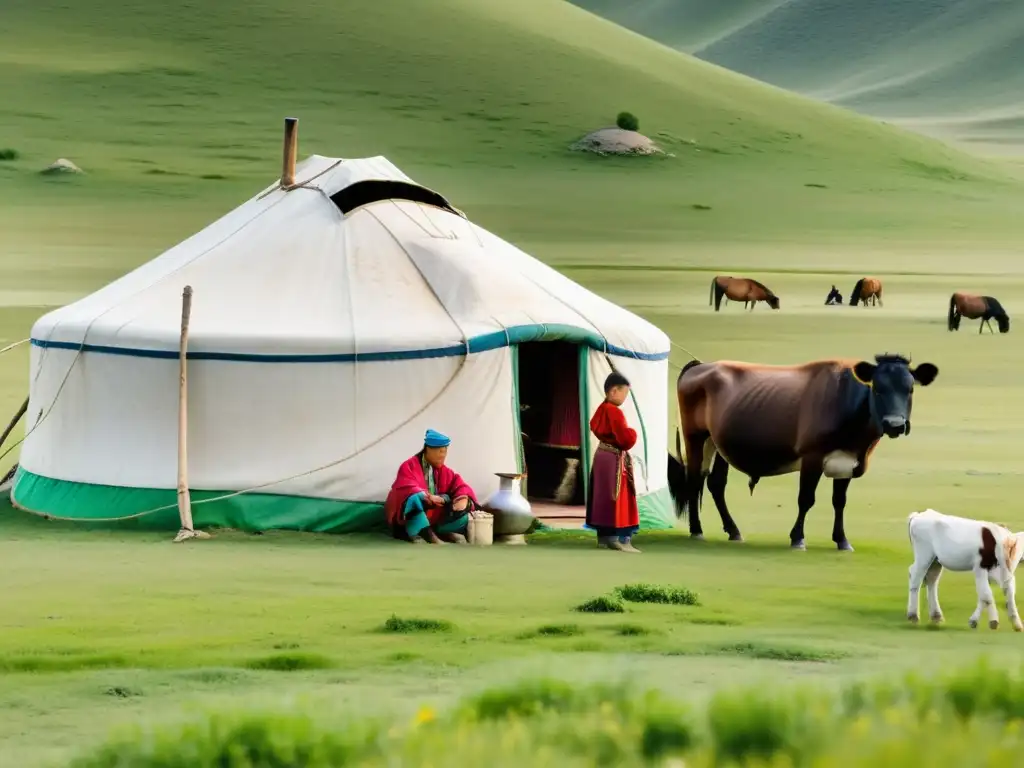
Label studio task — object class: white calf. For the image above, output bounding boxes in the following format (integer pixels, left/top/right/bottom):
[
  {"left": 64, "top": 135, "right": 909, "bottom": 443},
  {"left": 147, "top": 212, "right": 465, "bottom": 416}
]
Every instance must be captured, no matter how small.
[{"left": 906, "top": 508, "right": 1024, "bottom": 631}]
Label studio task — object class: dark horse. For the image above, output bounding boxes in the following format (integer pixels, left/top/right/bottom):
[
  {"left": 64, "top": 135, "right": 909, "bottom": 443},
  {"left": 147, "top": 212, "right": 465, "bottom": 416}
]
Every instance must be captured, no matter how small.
[
  {"left": 710, "top": 275, "right": 780, "bottom": 312},
  {"left": 948, "top": 292, "right": 1009, "bottom": 334},
  {"left": 666, "top": 354, "right": 938, "bottom": 550},
  {"left": 849, "top": 277, "right": 883, "bottom": 307},
  {"left": 824, "top": 285, "right": 843, "bottom": 305}
]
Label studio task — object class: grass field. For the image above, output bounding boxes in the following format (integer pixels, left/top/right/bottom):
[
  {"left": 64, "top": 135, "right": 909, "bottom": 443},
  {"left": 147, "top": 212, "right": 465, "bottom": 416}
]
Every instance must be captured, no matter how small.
[{"left": 5, "top": 0, "right": 1024, "bottom": 765}]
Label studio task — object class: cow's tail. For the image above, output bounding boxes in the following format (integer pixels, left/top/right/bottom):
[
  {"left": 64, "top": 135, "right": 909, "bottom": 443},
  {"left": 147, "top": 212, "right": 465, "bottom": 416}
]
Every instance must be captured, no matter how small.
[
  {"left": 709, "top": 278, "right": 715, "bottom": 306},
  {"left": 947, "top": 293, "right": 959, "bottom": 331},
  {"left": 849, "top": 278, "right": 865, "bottom": 306}
]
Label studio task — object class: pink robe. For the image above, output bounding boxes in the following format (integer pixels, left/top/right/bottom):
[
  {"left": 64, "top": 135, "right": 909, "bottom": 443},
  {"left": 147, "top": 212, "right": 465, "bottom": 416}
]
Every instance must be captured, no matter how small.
[{"left": 384, "top": 453, "right": 478, "bottom": 530}]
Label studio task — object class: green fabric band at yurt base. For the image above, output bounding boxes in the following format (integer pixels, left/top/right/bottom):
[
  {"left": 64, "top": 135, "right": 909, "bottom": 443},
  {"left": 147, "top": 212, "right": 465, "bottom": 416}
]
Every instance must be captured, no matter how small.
[{"left": 11, "top": 467, "right": 676, "bottom": 533}]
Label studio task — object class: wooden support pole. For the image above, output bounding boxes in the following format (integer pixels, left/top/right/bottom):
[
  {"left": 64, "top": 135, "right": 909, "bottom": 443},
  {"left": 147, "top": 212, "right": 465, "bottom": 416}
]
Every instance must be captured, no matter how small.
[
  {"left": 0, "top": 395, "right": 28, "bottom": 454},
  {"left": 174, "top": 286, "right": 207, "bottom": 542},
  {"left": 281, "top": 117, "right": 298, "bottom": 188}
]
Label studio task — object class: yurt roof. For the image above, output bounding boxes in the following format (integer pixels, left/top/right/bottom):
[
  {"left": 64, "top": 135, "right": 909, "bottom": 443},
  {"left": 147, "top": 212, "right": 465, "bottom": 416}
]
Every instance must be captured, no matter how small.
[{"left": 30, "top": 154, "right": 670, "bottom": 362}]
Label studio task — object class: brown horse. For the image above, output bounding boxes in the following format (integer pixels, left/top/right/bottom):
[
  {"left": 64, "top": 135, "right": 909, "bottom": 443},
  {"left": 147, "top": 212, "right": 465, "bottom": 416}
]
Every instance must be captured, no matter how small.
[
  {"left": 849, "top": 277, "right": 883, "bottom": 307},
  {"left": 710, "top": 276, "right": 780, "bottom": 312},
  {"left": 667, "top": 354, "right": 938, "bottom": 550},
  {"left": 948, "top": 292, "right": 1010, "bottom": 334}
]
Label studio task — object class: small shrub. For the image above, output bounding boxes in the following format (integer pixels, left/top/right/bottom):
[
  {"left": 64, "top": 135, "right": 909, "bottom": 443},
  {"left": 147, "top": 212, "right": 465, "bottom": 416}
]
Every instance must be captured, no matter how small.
[
  {"left": 0, "top": 148, "right": 19, "bottom": 161},
  {"left": 575, "top": 596, "right": 625, "bottom": 613},
  {"left": 70, "top": 710, "right": 381, "bottom": 768},
  {"left": 463, "top": 679, "right": 582, "bottom": 720},
  {"left": 707, "top": 687, "right": 830, "bottom": 763},
  {"left": 380, "top": 615, "right": 453, "bottom": 633},
  {"left": 640, "top": 707, "right": 697, "bottom": 759},
  {"left": 532, "top": 623, "right": 582, "bottom": 637},
  {"left": 615, "top": 583, "right": 699, "bottom": 606},
  {"left": 616, "top": 111, "right": 639, "bottom": 131},
  {"left": 245, "top": 652, "right": 334, "bottom": 671}
]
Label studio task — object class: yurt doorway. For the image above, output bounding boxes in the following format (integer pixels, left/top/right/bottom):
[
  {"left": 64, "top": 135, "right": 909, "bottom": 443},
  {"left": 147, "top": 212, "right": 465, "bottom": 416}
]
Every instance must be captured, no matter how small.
[{"left": 516, "top": 341, "right": 586, "bottom": 524}]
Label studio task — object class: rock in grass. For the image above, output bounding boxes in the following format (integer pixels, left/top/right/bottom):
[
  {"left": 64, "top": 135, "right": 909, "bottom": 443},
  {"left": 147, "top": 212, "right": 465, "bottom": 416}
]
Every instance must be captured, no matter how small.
[
  {"left": 40, "top": 158, "right": 84, "bottom": 175},
  {"left": 570, "top": 127, "right": 663, "bottom": 156}
]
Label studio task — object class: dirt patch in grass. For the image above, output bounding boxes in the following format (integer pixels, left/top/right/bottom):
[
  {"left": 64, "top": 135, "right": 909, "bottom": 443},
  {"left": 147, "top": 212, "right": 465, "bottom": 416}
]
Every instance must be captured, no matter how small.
[{"left": 710, "top": 642, "right": 849, "bottom": 663}]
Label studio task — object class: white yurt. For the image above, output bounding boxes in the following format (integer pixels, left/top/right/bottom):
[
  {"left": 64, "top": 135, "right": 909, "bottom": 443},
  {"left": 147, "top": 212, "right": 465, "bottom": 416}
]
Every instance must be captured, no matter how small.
[{"left": 12, "top": 147, "right": 674, "bottom": 534}]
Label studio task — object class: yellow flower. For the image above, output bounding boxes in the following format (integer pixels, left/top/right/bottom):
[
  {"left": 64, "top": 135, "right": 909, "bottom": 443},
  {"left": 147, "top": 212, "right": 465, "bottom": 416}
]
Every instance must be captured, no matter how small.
[{"left": 414, "top": 705, "right": 437, "bottom": 725}]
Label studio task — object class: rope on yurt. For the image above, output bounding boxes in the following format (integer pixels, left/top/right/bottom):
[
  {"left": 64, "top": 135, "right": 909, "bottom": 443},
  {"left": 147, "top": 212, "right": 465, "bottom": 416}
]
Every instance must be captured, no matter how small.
[
  {"left": 15, "top": 354, "right": 472, "bottom": 524},
  {"left": 257, "top": 159, "right": 346, "bottom": 200}
]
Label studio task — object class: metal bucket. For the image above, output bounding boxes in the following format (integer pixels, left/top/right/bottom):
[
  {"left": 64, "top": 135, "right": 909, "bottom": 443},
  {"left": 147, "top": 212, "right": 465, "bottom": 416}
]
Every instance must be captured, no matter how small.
[{"left": 467, "top": 512, "right": 494, "bottom": 546}]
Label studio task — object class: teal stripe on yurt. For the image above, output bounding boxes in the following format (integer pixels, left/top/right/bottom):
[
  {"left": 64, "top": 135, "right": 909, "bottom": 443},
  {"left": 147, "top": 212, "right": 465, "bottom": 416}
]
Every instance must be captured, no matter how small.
[
  {"left": 31, "top": 323, "right": 670, "bottom": 363},
  {"left": 11, "top": 467, "right": 386, "bottom": 534},
  {"left": 11, "top": 467, "right": 677, "bottom": 532}
]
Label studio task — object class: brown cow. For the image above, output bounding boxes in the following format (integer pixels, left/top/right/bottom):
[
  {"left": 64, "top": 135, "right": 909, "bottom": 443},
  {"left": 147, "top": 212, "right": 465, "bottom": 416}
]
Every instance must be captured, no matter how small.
[
  {"left": 710, "top": 276, "right": 780, "bottom": 312},
  {"left": 948, "top": 292, "right": 1010, "bottom": 334},
  {"left": 849, "top": 277, "right": 883, "bottom": 307},
  {"left": 667, "top": 354, "right": 939, "bottom": 550}
]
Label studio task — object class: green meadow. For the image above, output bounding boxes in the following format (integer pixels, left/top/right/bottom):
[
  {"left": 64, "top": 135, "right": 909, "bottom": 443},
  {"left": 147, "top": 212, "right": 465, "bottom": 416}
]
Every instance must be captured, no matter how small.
[{"left": 4, "top": 0, "right": 1024, "bottom": 765}]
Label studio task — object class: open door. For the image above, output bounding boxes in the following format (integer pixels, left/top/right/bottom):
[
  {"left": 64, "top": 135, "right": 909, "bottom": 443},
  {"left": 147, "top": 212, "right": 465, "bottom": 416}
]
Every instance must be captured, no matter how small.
[{"left": 516, "top": 341, "right": 586, "bottom": 525}]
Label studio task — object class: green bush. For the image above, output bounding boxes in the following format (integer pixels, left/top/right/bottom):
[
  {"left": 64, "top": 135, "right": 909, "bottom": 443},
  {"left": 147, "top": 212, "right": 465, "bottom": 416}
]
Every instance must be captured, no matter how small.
[
  {"left": 616, "top": 111, "right": 639, "bottom": 131},
  {"left": 615, "top": 582, "right": 699, "bottom": 606},
  {"left": 575, "top": 595, "right": 626, "bottom": 613},
  {"left": 0, "top": 148, "right": 18, "bottom": 161},
  {"left": 71, "top": 659, "right": 1024, "bottom": 767}
]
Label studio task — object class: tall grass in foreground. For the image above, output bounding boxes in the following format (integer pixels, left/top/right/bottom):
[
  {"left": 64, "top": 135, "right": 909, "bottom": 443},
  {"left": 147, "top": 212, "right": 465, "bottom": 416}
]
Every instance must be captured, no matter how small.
[{"left": 71, "top": 657, "right": 1024, "bottom": 767}]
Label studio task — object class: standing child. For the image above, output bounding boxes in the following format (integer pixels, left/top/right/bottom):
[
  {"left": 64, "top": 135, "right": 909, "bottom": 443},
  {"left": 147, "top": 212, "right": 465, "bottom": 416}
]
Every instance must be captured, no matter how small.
[{"left": 586, "top": 371, "right": 641, "bottom": 553}]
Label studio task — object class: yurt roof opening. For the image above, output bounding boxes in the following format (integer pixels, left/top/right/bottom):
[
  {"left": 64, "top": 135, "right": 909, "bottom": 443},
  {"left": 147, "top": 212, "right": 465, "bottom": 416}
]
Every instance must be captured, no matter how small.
[{"left": 11, "top": 118, "right": 675, "bottom": 534}]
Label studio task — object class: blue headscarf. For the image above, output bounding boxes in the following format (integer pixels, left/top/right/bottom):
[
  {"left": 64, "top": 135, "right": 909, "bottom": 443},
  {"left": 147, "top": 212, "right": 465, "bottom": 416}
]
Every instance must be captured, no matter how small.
[{"left": 424, "top": 429, "right": 451, "bottom": 448}]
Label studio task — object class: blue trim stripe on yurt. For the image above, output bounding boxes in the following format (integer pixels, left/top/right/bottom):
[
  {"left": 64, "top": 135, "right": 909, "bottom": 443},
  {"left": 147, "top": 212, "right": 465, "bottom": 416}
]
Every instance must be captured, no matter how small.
[{"left": 30, "top": 323, "right": 670, "bottom": 363}]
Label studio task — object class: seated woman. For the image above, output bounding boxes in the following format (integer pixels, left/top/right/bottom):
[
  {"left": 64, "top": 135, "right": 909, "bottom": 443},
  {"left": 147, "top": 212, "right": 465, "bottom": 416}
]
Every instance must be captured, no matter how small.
[{"left": 384, "top": 429, "right": 479, "bottom": 544}]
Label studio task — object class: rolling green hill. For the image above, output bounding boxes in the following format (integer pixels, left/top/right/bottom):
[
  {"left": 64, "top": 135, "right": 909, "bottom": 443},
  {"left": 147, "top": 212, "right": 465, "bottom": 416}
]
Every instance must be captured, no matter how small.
[
  {"left": 573, "top": 0, "right": 1024, "bottom": 156},
  {"left": 2, "top": 0, "right": 1024, "bottom": 274}
]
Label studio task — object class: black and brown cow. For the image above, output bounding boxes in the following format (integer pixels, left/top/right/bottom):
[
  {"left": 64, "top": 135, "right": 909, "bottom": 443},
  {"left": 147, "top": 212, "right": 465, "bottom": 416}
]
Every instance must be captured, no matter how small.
[{"left": 666, "top": 354, "right": 939, "bottom": 550}]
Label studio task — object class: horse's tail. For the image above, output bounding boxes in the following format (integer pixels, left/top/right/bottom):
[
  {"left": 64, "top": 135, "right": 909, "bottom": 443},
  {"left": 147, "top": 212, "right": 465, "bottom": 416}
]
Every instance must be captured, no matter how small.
[
  {"left": 710, "top": 278, "right": 726, "bottom": 310},
  {"left": 709, "top": 277, "right": 715, "bottom": 306},
  {"left": 947, "top": 293, "right": 959, "bottom": 331},
  {"left": 667, "top": 428, "right": 690, "bottom": 522},
  {"left": 849, "top": 278, "right": 865, "bottom": 306}
]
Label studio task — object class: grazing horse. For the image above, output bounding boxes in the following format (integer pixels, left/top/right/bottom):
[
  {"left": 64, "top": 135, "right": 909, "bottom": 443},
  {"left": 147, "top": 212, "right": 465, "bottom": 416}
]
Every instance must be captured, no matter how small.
[
  {"left": 948, "top": 292, "right": 1010, "bottom": 334},
  {"left": 667, "top": 354, "right": 938, "bottom": 550},
  {"left": 710, "top": 275, "right": 780, "bottom": 312},
  {"left": 849, "top": 277, "right": 883, "bottom": 307},
  {"left": 824, "top": 285, "right": 843, "bottom": 305}
]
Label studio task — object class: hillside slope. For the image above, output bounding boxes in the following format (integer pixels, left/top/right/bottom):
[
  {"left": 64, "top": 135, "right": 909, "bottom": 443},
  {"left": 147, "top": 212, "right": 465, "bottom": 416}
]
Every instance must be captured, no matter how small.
[
  {"left": 1, "top": 0, "right": 1023, "bottom": 262},
  {"left": 574, "top": 0, "right": 1024, "bottom": 155}
]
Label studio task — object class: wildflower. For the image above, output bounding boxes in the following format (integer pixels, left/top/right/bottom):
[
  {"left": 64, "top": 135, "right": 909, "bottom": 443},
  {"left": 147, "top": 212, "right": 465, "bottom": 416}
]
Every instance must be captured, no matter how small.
[{"left": 415, "top": 706, "right": 437, "bottom": 725}]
